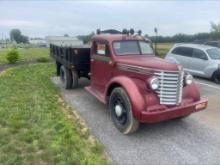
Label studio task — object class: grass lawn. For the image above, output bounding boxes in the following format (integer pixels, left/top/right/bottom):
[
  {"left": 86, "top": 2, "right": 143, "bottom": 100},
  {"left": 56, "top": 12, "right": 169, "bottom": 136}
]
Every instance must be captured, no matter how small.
[
  {"left": 0, "top": 48, "right": 49, "bottom": 64},
  {"left": 0, "top": 63, "right": 107, "bottom": 165}
]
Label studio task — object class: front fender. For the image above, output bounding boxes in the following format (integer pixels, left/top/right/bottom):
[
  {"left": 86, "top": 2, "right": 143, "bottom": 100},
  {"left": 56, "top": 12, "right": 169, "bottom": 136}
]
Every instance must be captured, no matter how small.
[
  {"left": 165, "top": 56, "right": 180, "bottom": 65},
  {"left": 105, "top": 76, "right": 146, "bottom": 119},
  {"left": 183, "top": 81, "right": 200, "bottom": 101},
  {"left": 204, "top": 64, "right": 218, "bottom": 78}
]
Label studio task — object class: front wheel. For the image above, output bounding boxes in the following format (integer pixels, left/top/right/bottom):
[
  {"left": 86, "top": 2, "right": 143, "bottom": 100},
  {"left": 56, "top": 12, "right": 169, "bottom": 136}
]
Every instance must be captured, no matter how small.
[
  {"left": 109, "top": 87, "right": 139, "bottom": 134},
  {"left": 213, "top": 71, "right": 220, "bottom": 84}
]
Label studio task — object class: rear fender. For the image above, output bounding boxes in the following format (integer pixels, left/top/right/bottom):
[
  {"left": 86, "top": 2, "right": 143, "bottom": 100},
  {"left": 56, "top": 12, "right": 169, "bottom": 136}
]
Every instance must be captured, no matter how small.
[{"left": 105, "top": 76, "right": 146, "bottom": 119}]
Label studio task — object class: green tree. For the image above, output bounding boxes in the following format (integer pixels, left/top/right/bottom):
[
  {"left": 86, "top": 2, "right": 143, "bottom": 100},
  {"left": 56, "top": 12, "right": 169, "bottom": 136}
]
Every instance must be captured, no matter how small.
[
  {"left": 210, "top": 22, "right": 220, "bottom": 39},
  {"left": 77, "top": 32, "right": 95, "bottom": 44},
  {"left": 10, "top": 29, "right": 21, "bottom": 42},
  {"left": 10, "top": 29, "right": 29, "bottom": 43}
]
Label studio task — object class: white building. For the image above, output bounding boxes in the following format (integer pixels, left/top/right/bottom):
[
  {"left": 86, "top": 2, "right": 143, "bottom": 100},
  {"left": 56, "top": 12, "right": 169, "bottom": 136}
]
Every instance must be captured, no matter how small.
[{"left": 29, "top": 38, "right": 47, "bottom": 47}]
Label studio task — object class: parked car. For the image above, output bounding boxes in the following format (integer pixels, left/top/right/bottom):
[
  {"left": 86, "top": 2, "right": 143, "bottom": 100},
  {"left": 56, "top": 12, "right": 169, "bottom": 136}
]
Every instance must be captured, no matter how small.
[
  {"left": 50, "top": 30, "right": 207, "bottom": 134},
  {"left": 204, "top": 41, "right": 220, "bottom": 48},
  {"left": 165, "top": 43, "right": 220, "bottom": 84}
]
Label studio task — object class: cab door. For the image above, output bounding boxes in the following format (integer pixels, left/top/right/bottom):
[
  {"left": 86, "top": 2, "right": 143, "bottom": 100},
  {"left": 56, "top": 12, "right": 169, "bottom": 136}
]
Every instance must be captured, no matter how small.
[
  {"left": 169, "top": 46, "right": 193, "bottom": 69},
  {"left": 90, "top": 40, "right": 113, "bottom": 93},
  {"left": 188, "top": 48, "right": 210, "bottom": 77}
]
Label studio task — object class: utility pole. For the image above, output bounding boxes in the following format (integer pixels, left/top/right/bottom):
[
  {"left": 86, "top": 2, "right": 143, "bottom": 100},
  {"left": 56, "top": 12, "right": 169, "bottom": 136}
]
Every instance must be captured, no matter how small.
[{"left": 154, "top": 27, "right": 158, "bottom": 55}]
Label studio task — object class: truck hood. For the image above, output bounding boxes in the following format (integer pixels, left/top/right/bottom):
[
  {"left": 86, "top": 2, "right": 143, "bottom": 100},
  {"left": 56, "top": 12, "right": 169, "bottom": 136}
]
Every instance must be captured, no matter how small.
[{"left": 116, "top": 56, "right": 179, "bottom": 71}]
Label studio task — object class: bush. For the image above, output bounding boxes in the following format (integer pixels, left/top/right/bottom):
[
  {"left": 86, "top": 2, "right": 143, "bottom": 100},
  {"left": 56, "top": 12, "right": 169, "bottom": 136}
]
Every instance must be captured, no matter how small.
[
  {"left": 6, "top": 48, "right": 19, "bottom": 64},
  {"left": 36, "top": 57, "right": 50, "bottom": 63}
]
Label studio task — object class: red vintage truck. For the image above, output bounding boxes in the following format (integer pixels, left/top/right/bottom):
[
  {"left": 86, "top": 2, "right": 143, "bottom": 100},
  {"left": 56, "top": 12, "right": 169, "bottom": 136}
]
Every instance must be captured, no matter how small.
[{"left": 50, "top": 29, "right": 208, "bottom": 134}]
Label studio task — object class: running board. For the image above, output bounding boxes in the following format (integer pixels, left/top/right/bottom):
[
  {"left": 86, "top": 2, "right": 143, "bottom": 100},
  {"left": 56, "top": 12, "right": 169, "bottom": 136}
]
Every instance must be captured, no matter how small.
[{"left": 85, "top": 86, "right": 106, "bottom": 104}]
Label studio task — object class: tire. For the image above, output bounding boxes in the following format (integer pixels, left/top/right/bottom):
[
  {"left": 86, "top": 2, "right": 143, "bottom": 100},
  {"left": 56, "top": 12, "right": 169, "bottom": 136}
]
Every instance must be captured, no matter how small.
[
  {"left": 109, "top": 87, "right": 139, "bottom": 134},
  {"left": 213, "top": 71, "right": 220, "bottom": 84},
  {"left": 56, "top": 61, "right": 61, "bottom": 76},
  {"left": 72, "top": 70, "right": 78, "bottom": 89},
  {"left": 60, "top": 65, "right": 72, "bottom": 89}
]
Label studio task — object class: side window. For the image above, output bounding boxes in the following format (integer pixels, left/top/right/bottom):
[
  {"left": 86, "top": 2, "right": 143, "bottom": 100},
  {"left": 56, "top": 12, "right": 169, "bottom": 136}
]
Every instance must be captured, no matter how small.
[
  {"left": 171, "top": 47, "right": 181, "bottom": 55},
  {"left": 192, "top": 48, "right": 207, "bottom": 60},
  {"left": 94, "top": 41, "right": 110, "bottom": 56},
  {"left": 172, "top": 47, "right": 193, "bottom": 57}
]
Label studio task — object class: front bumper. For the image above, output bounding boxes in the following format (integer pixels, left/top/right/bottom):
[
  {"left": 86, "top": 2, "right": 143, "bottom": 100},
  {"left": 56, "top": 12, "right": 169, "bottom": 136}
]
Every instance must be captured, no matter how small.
[{"left": 140, "top": 99, "right": 208, "bottom": 123}]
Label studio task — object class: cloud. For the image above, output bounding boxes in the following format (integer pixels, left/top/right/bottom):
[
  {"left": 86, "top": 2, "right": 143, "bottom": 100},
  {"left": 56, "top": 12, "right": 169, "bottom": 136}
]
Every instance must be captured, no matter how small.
[
  {"left": 0, "top": 1, "right": 220, "bottom": 37},
  {"left": 0, "top": 19, "right": 49, "bottom": 28}
]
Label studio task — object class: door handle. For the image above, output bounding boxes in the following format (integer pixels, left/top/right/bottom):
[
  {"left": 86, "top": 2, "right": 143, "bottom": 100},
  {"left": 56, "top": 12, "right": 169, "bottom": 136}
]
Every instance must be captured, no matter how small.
[{"left": 109, "top": 60, "right": 116, "bottom": 67}]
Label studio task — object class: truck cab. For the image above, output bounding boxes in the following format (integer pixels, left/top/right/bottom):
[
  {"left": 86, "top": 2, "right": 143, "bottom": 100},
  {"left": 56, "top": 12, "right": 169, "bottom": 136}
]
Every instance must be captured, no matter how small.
[{"left": 51, "top": 30, "right": 208, "bottom": 134}]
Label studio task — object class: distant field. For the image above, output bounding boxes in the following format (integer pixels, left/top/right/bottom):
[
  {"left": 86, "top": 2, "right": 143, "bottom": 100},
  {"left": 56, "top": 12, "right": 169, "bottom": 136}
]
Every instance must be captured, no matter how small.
[
  {"left": 0, "top": 48, "right": 49, "bottom": 64},
  {"left": 155, "top": 43, "right": 174, "bottom": 58}
]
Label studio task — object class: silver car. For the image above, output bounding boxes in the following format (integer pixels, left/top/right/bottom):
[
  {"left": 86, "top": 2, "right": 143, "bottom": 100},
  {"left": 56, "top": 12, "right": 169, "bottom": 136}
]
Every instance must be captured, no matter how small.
[{"left": 165, "top": 43, "right": 220, "bottom": 84}]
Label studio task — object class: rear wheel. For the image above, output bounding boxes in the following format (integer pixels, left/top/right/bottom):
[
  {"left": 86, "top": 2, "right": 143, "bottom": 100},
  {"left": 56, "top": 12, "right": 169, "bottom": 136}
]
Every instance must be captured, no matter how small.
[
  {"left": 60, "top": 65, "right": 72, "bottom": 89},
  {"left": 213, "top": 71, "right": 220, "bottom": 84},
  {"left": 56, "top": 61, "right": 61, "bottom": 76},
  {"left": 72, "top": 70, "right": 78, "bottom": 89},
  {"left": 109, "top": 87, "right": 139, "bottom": 134}
]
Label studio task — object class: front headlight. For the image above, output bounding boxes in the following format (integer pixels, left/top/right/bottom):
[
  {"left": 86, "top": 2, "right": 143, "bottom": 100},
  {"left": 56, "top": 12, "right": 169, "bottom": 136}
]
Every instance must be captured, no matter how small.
[
  {"left": 148, "top": 77, "right": 159, "bottom": 90},
  {"left": 185, "top": 74, "right": 193, "bottom": 85}
]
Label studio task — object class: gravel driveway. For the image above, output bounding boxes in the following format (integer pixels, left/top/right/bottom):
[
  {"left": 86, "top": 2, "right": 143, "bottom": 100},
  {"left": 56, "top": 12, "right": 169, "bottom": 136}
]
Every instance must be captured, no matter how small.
[{"left": 52, "top": 77, "right": 220, "bottom": 165}]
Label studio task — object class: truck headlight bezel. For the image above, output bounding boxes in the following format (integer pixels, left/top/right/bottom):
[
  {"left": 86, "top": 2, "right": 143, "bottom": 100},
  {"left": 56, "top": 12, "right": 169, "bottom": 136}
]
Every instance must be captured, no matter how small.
[
  {"left": 185, "top": 74, "right": 193, "bottom": 85},
  {"left": 148, "top": 77, "right": 160, "bottom": 90}
]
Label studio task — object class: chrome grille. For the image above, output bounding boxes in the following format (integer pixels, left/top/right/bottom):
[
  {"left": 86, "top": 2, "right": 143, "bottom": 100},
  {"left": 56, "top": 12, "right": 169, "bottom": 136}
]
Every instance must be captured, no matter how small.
[{"left": 155, "top": 70, "right": 184, "bottom": 105}]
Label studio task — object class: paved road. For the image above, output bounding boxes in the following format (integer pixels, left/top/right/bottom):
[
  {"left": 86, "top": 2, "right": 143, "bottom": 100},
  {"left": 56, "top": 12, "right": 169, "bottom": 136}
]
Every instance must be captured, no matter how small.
[{"left": 52, "top": 77, "right": 220, "bottom": 165}]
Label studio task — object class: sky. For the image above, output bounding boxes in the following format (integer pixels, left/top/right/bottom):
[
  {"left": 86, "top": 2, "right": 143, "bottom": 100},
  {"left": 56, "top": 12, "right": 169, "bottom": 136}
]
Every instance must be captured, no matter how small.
[{"left": 0, "top": 0, "right": 220, "bottom": 38}]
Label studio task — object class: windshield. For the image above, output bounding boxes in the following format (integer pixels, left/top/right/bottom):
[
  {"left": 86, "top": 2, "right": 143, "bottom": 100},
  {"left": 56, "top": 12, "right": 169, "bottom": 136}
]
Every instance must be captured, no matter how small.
[
  {"left": 206, "top": 48, "right": 220, "bottom": 60},
  {"left": 113, "top": 41, "right": 154, "bottom": 56}
]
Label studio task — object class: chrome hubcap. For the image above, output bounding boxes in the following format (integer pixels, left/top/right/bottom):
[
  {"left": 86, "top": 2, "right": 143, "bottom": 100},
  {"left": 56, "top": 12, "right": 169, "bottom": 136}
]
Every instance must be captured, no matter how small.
[{"left": 115, "top": 105, "right": 123, "bottom": 117}]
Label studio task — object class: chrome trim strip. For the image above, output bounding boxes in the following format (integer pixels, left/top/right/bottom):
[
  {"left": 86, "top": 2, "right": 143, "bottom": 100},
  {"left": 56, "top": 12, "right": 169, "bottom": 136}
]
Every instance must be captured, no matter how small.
[
  {"left": 117, "top": 63, "right": 180, "bottom": 73},
  {"left": 117, "top": 63, "right": 154, "bottom": 75},
  {"left": 118, "top": 65, "right": 153, "bottom": 75}
]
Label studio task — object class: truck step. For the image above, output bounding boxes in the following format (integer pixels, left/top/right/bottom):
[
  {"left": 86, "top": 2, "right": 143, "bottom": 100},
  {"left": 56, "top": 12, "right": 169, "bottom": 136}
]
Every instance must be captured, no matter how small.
[{"left": 85, "top": 86, "right": 106, "bottom": 104}]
